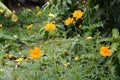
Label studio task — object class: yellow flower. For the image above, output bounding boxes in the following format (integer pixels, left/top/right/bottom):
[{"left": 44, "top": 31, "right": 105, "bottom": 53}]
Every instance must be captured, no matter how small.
[
  {"left": 35, "top": 6, "right": 40, "bottom": 9},
  {"left": 62, "top": 61, "right": 70, "bottom": 67},
  {"left": 100, "top": 46, "right": 111, "bottom": 57},
  {"left": 86, "top": 36, "right": 93, "bottom": 40},
  {"left": 0, "top": 68, "right": 3, "bottom": 72},
  {"left": 45, "top": 22, "right": 56, "bottom": 31},
  {"left": 63, "top": 63, "right": 68, "bottom": 67},
  {"left": 7, "top": 54, "right": 14, "bottom": 59},
  {"left": 0, "top": 9, "right": 4, "bottom": 14},
  {"left": 14, "top": 58, "right": 24, "bottom": 62},
  {"left": 37, "top": 11, "right": 42, "bottom": 15},
  {"left": 73, "top": 10, "right": 83, "bottom": 19},
  {"left": 74, "top": 56, "right": 79, "bottom": 61},
  {"left": 0, "top": 24, "right": 2, "bottom": 28},
  {"left": 48, "top": 13, "right": 55, "bottom": 18},
  {"left": 65, "top": 17, "right": 74, "bottom": 26},
  {"left": 27, "top": 24, "right": 33, "bottom": 30},
  {"left": 60, "top": 75, "right": 64, "bottom": 78},
  {"left": 30, "top": 47, "right": 43, "bottom": 59}
]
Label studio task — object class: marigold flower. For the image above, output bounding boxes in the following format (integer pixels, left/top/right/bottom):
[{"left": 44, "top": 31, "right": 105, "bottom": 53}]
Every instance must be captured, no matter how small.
[
  {"left": 30, "top": 47, "right": 43, "bottom": 59},
  {"left": 45, "top": 22, "right": 56, "bottom": 31},
  {"left": 73, "top": 10, "right": 83, "bottom": 19},
  {"left": 37, "top": 11, "right": 42, "bottom": 15},
  {"left": 65, "top": 17, "right": 74, "bottom": 26},
  {"left": 100, "top": 46, "right": 111, "bottom": 57},
  {"left": 48, "top": 13, "right": 55, "bottom": 18},
  {"left": 35, "top": 6, "right": 40, "bottom": 9},
  {"left": 27, "top": 24, "right": 33, "bottom": 30}
]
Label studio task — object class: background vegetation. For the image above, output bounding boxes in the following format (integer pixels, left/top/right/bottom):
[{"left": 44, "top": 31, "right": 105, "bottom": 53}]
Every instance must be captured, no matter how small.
[{"left": 0, "top": 0, "right": 120, "bottom": 80}]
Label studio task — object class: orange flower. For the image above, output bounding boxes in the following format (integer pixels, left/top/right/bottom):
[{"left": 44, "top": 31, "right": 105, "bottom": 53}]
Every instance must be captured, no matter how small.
[
  {"left": 73, "top": 10, "right": 83, "bottom": 19},
  {"left": 30, "top": 47, "right": 43, "bottom": 59},
  {"left": 37, "top": 11, "right": 42, "bottom": 15},
  {"left": 65, "top": 17, "right": 74, "bottom": 26},
  {"left": 45, "top": 22, "right": 56, "bottom": 31},
  {"left": 100, "top": 46, "right": 111, "bottom": 57},
  {"left": 27, "top": 24, "right": 33, "bottom": 30}
]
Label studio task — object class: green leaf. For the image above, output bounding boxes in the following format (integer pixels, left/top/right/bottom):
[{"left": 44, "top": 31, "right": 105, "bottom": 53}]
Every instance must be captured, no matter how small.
[
  {"left": 90, "top": 8, "right": 104, "bottom": 23},
  {"left": 116, "top": 50, "right": 120, "bottom": 63},
  {"left": 69, "top": 39, "right": 78, "bottom": 55},
  {"left": 112, "top": 28, "right": 119, "bottom": 38},
  {"left": 67, "top": 0, "right": 72, "bottom": 4},
  {"left": 97, "top": 38, "right": 114, "bottom": 43},
  {"left": 110, "top": 42, "right": 119, "bottom": 53},
  {"left": 98, "top": 57, "right": 106, "bottom": 64},
  {"left": 0, "top": 33, "right": 15, "bottom": 41}
]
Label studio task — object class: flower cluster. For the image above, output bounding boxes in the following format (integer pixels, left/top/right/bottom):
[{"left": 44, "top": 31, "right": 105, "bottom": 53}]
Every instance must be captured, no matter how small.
[{"left": 65, "top": 10, "right": 83, "bottom": 26}]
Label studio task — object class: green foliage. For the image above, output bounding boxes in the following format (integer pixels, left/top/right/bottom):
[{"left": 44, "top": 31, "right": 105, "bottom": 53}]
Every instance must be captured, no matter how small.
[
  {"left": 87, "top": 0, "right": 120, "bottom": 36},
  {"left": 0, "top": 0, "right": 120, "bottom": 80}
]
